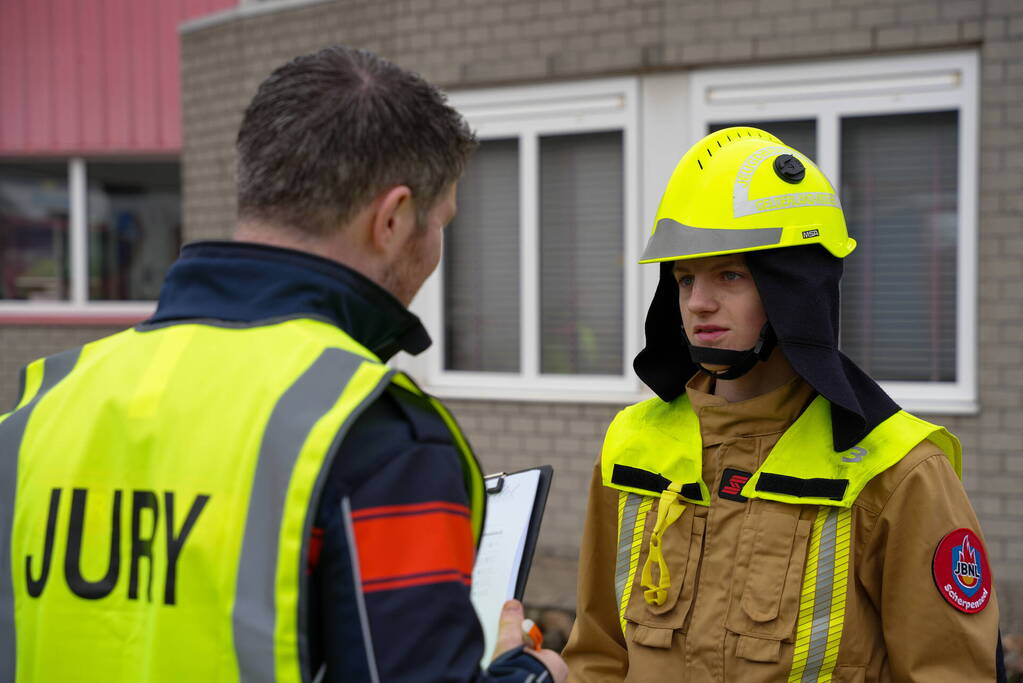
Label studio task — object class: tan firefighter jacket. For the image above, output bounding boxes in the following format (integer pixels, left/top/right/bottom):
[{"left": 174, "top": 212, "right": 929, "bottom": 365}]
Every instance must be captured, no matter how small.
[{"left": 563, "top": 374, "right": 1002, "bottom": 682}]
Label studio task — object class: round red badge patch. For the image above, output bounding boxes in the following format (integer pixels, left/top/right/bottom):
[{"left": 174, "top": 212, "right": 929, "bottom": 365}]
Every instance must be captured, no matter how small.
[{"left": 932, "top": 528, "right": 991, "bottom": 614}]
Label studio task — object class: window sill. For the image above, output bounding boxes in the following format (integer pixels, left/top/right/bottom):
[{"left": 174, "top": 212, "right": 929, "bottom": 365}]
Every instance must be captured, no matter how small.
[
  {"left": 418, "top": 372, "right": 651, "bottom": 405},
  {"left": 889, "top": 395, "right": 979, "bottom": 416},
  {"left": 879, "top": 380, "right": 979, "bottom": 417},
  {"left": 0, "top": 304, "right": 154, "bottom": 327},
  {"left": 421, "top": 376, "right": 978, "bottom": 414}
]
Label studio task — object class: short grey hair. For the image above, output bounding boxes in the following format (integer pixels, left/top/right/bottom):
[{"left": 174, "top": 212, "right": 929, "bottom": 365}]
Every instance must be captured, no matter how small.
[{"left": 236, "top": 45, "right": 477, "bottom": 234}]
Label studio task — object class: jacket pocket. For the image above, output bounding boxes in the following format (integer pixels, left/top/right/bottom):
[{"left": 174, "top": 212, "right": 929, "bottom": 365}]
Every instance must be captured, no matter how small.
[
  {"left": 625, "top": 512, "right": 706, "bottom": 634},
  {"left": 725, "top": 504, "right": 812, "bottom": 641}
]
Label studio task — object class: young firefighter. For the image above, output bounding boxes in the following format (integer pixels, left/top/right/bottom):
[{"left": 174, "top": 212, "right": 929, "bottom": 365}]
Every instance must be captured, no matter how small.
[{"left": 562, "top": 127, "right": 1006, "bottom": 682}]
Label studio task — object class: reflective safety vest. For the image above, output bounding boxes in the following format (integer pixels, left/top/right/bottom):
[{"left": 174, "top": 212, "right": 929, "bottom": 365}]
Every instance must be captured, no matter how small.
[
  {"left": 600, "top": 392, "right": 961, "bottom": 678},
  {"left": 0, "top": 317, "right": 485, "bottom": 683}
]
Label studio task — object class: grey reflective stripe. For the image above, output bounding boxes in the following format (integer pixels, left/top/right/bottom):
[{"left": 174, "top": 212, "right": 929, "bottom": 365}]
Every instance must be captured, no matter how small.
[
  {"left": 641, "top": 218, "right": 782, "bottom": 261},
  {"left": 732, "top": 146, "right": 841, "bottom": 218},
  {"left": 614, "top": 493, "right": 642, "bottom": 607},
  {"left": 0, "top": 348, "right": 82, "bottom": 682},
  {"left": 341, "top": 497, "right": 380, "bottom": 683},
  {"left": 296, "top": 362, "right": 394, "bottom": 680},
  {"left": 734, "top": 192, "right": 841, "bottom": 218},
  {"left": 801, "top": 508, "right": 838, "bottom": 683},
  {"left": 233, "top": 347, "right": 389, "bottom": 683}
]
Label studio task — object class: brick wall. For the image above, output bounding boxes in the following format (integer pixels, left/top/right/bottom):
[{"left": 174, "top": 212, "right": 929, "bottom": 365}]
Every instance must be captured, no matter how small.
[
  {"left": 176, "top": 0, "right": 1023, "bottom": 628},
  {"left": 0, "top": 326, "right": 125, "bottom": 411},
  {"left": 443, "top": 399, "right": 621, "bottom": 608}
]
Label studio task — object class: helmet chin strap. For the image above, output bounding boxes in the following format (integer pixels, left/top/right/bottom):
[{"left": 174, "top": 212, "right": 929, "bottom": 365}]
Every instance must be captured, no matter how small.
[{"left": 683, "top": 323, "right": 778, "bottom": 381}]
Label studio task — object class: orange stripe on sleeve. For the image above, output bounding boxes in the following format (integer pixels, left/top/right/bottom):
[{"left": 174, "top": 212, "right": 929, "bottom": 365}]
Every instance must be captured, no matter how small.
[{"left": 352, "top": 501, "right": 474, "bottom": 594}]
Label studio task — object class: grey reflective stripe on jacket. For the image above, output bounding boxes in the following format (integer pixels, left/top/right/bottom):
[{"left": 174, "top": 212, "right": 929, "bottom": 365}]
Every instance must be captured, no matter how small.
[
  {"left": 234, "top": 347, "right": 394, "bottom": 682},
  {"left": 0, "top": 348, "right": 82, "bottom": 683}
]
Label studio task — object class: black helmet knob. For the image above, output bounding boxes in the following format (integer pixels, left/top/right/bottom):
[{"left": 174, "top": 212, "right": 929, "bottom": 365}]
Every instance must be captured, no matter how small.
[{"left": 774, "top": 154, "right": 805, "bottom": 184}]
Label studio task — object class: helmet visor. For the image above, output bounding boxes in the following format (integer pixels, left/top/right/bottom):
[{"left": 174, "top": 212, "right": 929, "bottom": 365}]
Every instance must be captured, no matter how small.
[{"left": 639, "top": 218, "right": 783, "bottom": 263}]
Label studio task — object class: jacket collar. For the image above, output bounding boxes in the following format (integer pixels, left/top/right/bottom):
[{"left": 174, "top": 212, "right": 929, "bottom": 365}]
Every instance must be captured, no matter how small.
[
  {"left": 685, "top": 372, "right": 816, "bottom": 448},
  {"left": 147, "top": 241, "right": 431, "bottom": 362}
]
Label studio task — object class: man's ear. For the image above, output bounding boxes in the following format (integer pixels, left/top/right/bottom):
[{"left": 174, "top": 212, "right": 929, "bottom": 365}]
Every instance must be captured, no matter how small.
[{"left": 369, "top": 185, "right": 415, "bottom": 253}]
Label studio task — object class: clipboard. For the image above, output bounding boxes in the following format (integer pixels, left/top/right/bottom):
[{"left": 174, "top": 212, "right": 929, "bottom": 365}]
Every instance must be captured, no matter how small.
[
  {"left": 483, "top": 465, "right": 552, "bottom": 599},
  {"left": 470, "top": 465, "right": 553, "bottom": 665}
]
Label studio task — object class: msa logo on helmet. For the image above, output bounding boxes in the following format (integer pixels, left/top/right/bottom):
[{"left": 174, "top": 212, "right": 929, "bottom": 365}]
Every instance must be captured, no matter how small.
[
  {"left": 802, "top": 229, "right": 820, "bottom": 239},
  {"left": 952, "top": 536, "right": 983, "bottom": 595}
]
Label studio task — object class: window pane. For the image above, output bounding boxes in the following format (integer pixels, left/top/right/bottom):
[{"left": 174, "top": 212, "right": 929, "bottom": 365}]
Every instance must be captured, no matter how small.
[
  {"left": 540, "top": 131, "right": 623, "bottom": 375},
  {"left": 840, "top": 111, "right": 958, "bottom": 382},
  {"left": 709, "top": 120, "right": 817, "bottom": 160},
  {"left": 444, "top": 139, "right": 521, "bottom": 372},
  {"left": 0, "top": 162, "right": 71, "bottom": 301},
  {"left": 87, "top": 161, "right": 182, "bottom": 301}
]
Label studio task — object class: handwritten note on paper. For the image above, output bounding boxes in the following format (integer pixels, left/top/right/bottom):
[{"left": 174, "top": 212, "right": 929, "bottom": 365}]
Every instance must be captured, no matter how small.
[{"left": 470, "top": 468, "right": 541, "bottom": 666}]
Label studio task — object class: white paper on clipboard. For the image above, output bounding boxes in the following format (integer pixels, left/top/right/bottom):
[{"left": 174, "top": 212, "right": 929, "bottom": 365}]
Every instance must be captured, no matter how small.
[{"left": 470, "top": 468, "right": 541, "bottom": 666}]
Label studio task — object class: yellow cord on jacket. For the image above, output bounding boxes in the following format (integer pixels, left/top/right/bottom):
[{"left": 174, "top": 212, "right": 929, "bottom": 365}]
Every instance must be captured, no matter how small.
[{"left": 640, "top": 482, "right": 686, "bottom": 605}]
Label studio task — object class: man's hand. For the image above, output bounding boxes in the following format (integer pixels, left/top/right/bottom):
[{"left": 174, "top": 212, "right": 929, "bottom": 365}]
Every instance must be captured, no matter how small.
[{"left": 493, "top": 600, "right": 568, "bottom": 682}]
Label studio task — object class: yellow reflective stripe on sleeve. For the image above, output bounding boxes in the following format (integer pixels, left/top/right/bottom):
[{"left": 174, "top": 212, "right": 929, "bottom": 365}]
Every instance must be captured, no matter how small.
[
  {"left": 425, "top": 396, "right": 485, "bottom": 544},
  {"left": 615, "top": 492, "right": 652, "bottom": 636},
  {"left": 391, "top": 371, "right": 486, "bottom": 545},
  {"left": 788, "top": 507, "right": 852, "bottom": 683}
]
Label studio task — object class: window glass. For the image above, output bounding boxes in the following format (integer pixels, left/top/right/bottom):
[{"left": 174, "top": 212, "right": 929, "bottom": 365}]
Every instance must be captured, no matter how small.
[
  {"left": 839, "top": 111, "right": 958, "bottom": 381},
  {"left": 0, "top": 162, "right": 71, "bottom": 301},
  {"left": 86, "top": 161, "right": 182, "bottom": 301},
  {"left": 444, "top": 139, "right": 521, "bottom": 372},
  {"left": 709, "top": 119, "right": 817, "bottom": 160},
  {"left": 539, "top": 131, "right": 623, "bottom": 375}
]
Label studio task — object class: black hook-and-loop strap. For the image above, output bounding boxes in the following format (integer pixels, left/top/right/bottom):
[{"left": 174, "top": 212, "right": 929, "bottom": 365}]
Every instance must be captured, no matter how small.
[
  {"left": 755, "top": 472, "right": 848, "bottom": 501},
  {"left": 611, "top": 464, "right": 704, "bottom": 501}
]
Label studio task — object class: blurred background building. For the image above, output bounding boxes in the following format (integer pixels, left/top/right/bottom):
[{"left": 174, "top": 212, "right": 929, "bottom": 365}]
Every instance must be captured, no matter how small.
[{"left": 2, "top": 0, "right": 1021, "bottom": 649}]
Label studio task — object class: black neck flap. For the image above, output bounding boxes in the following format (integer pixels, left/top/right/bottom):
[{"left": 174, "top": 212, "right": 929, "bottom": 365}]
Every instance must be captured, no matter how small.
[{"left": 634, "top": 247, "right": 900, "bottom": 451}]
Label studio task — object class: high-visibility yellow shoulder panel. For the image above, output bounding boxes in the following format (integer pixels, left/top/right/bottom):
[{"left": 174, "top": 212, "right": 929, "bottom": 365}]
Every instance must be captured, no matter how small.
[
  {"left": 601, "top": 395, "right": 709, "bottom": 505},
  {"left": 742, "top": 396, "right": 962, "bottom": 507}
]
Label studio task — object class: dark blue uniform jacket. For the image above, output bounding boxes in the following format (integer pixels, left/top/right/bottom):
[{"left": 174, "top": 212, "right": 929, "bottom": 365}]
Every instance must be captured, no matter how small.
[{"left": 151, "top": 241, "right": 550, "bottom": 682}]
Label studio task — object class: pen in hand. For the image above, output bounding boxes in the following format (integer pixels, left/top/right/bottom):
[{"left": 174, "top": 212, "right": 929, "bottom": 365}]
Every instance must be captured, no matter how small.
[{"left": 521, "top": 618, "right": 543, "bottom": 651}]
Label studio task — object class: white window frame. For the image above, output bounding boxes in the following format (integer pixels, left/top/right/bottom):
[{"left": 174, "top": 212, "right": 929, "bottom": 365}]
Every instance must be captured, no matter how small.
[
  {"left": 689, "top": 50, "right": 979, "bottom": 414},
  {"left": 0, "top": 156, "right": 178, "bottom": 320},
  {"left": 407, "top": 77, "right": 646, "bottom": 403}
]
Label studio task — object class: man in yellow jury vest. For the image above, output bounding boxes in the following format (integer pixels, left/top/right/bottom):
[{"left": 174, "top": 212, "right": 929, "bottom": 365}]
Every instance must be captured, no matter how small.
[
  {"left": 563, "top": 127, "right": 1006, "bottom": 682},
  {"left": 0, "top": 45, "right": 566, "bottom": 683}
]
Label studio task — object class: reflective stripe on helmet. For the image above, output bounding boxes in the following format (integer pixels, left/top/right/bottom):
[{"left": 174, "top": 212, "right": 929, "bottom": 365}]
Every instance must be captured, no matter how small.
[
  {"left": 733, "top": 146, "right": 842, "bottom": 218},
  {"left": 735, "top": 192, "right": 842, "bottom": 218},
  {"left": 640, "top": 218, "right": 783, "bottom": 263}
]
